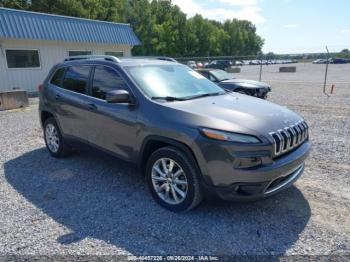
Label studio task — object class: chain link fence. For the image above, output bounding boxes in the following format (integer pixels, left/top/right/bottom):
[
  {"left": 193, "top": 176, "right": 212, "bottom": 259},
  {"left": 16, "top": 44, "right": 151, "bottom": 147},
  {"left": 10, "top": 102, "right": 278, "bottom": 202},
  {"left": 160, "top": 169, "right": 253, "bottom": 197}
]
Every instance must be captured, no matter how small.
[{"left": 175, "top": 54, "right": 350, "bottom": 96}]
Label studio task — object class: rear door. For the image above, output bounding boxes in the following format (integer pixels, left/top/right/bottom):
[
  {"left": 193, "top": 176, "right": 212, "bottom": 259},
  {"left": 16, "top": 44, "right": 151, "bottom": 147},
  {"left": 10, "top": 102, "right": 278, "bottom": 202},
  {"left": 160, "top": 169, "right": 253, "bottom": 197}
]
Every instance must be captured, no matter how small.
[
  {"left": 52, "top": 65, "right": 93, "bottom": 140},
  {"left": 82, "top": 65, "right": 138, "bottom": 161}
]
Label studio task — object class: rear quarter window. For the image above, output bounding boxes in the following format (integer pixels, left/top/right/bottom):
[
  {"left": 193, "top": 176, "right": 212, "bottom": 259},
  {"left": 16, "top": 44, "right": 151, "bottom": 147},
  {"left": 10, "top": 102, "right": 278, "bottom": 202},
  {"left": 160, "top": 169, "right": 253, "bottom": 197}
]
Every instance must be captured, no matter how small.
[{"left": 50, "top": 68, "right": 66, "bottom": 87}]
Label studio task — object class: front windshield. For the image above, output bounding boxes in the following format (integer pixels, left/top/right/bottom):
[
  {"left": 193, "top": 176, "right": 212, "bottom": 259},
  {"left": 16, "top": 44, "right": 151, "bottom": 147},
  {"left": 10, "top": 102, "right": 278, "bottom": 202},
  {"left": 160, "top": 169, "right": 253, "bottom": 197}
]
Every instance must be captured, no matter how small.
[
  {"left": 125, "top": 65, "right": 225, "bottom": 99},
  {"left": 211, "top": 70, "right": 234, "bottom": 81}
]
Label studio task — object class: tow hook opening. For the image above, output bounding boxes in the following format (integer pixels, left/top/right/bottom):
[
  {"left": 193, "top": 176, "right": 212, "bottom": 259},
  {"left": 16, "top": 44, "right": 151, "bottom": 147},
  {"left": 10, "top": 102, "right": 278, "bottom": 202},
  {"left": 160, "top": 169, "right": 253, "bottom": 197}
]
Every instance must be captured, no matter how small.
[{"left": 235, "top": 184, "right": 264, "bottom": 196}]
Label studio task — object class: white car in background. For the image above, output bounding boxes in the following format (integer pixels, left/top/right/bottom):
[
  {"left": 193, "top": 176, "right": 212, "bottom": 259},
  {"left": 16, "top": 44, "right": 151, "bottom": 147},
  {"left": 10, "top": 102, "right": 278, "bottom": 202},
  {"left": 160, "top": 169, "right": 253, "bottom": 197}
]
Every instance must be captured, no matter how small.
[
  {"left": 187, "top": 60, "right": 197, "bottom": 69},
  {"left": 312, "top": 59, "right": 327, "bottom": 64}
]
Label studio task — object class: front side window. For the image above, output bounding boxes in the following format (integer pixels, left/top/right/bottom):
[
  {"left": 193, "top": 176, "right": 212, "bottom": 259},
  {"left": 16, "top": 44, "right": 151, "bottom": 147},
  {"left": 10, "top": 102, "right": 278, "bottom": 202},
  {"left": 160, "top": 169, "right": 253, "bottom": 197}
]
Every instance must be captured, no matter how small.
[
  {"left": 50, "top": 68, "right": 66, "bottom": 87},
  {"left": 209, "top": 73, "right": 217, "bottom": 82},
  {"left": 62, "top": 65, "right": 91, "bottom": 94},
  {"left": 210, "top": 70, "right": 233, "bottom": 81},
  {"left": 92, "top": 66, "right": 128, "bottom": 100},
  {"left": 68, "top": 51, "right": 92, "bottom": 57},
  {"left": 5, "top": 49, "right": 40, "bottom": 68},
  {"left": 198, "top": 71, "right": 209, "bottom": 79},
  {"left": 125, "top": 65, "right": 224, "bottom": 99}
]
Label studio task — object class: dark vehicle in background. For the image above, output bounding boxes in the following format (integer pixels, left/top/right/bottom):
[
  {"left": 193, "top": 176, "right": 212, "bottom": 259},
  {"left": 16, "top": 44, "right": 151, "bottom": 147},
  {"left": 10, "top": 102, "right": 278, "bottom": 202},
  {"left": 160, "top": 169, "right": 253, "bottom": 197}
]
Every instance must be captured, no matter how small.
[
  {"left": 196, "top": 68, "right": 271, "bottom": 99},
  {"left": 39, "top": 55, "right": 310, "bottom": 212},
  {"left": 205, "top": 60, "right": 233, "bottom": 70},
  {"left": 312, "top": 58, "right": 350, "bottom": 64},
  {"left": 330, "top": 58, "right": 349, "bottom": 64}
]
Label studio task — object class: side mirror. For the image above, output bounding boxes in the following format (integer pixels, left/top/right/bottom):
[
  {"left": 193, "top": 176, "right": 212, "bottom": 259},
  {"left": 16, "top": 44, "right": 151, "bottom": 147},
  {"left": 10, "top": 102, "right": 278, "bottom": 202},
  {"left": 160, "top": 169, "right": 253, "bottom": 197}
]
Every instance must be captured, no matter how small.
[{"left": 106, "top": 89, "right": 132, "bottom": 103}]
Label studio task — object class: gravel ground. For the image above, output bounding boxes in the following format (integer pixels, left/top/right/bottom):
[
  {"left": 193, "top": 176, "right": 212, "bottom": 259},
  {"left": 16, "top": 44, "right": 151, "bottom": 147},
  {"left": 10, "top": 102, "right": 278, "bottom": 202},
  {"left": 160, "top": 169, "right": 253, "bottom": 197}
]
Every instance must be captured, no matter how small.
[{"left": 0, "top": 65, "right": 349, "bottom": 257}]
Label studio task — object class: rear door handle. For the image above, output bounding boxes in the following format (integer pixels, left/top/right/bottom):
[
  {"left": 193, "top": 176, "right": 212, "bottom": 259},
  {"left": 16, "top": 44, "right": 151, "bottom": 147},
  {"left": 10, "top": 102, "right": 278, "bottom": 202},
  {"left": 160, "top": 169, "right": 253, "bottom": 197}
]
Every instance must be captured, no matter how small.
[
  {"left": 55, "top": 94, "right": 61, "bottom": 100},
  {"left": 87, "top": 103, "right": 97, "bottom": 110}
]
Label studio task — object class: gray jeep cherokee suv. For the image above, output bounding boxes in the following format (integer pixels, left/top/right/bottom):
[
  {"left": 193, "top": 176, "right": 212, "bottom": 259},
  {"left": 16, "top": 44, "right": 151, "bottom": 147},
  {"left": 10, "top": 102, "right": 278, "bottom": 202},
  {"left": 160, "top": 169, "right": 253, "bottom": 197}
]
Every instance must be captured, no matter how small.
[{"left": 39, "top": 55, "right": 310, "bottom": 212}]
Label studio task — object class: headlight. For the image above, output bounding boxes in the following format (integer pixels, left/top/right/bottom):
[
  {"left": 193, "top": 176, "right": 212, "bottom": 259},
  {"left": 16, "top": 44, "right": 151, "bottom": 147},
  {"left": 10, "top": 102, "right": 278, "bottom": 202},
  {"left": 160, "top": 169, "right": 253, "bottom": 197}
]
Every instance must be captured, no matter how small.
[{"left": 201, "top": 128, "right": 261, "bottom": 143}]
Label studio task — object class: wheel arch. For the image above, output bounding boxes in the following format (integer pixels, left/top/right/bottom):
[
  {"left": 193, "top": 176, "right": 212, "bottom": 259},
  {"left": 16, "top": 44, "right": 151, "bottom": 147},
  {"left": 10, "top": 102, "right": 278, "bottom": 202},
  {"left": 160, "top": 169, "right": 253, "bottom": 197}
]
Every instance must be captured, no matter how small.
[
  {"left": 40, "top": 110, "right": 55, "bottom": 127},
  {"left": 40, "top": 110, "right": 64, "bottom": 136},
  {"left": 139, "top": 136, "right": 201, "bottom": 177}
]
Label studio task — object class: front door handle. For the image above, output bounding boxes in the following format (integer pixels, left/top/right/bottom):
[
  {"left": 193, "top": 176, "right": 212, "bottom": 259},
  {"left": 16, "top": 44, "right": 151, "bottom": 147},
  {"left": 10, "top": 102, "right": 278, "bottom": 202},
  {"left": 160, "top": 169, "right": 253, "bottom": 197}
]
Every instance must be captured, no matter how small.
[
  {"left": 55, "top": 94, "right": 61, "bottom": 100},
  {"left": 87, "top": 103, "right": 97, "bottom": 110}
]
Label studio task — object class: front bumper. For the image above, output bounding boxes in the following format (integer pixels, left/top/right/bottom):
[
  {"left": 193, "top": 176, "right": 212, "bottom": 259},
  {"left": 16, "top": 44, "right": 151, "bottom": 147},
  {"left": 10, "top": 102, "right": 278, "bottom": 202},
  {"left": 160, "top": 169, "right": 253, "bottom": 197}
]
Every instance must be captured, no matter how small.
[
  {"left": 202, "top": 163, "right": 305, "bottom": 201},
  {"left": 255, "top": 87, "right": 270, "bottom": 99},
  {"left": 195, "top": 139, "right": 310, "bottom": 201}
]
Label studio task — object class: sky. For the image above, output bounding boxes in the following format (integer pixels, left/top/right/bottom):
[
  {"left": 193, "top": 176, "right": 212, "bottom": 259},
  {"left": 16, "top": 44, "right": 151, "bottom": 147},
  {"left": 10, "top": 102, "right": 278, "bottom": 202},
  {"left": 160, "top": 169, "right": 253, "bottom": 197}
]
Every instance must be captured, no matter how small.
[{"left": 172, "top": 0, "right": 350, "bottom": 54}]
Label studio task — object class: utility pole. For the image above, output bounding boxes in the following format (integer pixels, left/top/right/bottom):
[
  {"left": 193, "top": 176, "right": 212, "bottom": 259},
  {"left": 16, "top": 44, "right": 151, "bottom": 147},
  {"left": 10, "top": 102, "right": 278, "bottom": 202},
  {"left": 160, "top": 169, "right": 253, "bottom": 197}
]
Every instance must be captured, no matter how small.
[
  {"left": 259, "top": 56, "right": 263, "bottom": 81},
  {"left": 323, "top": 46, "right": 330, "bottom": 96}
]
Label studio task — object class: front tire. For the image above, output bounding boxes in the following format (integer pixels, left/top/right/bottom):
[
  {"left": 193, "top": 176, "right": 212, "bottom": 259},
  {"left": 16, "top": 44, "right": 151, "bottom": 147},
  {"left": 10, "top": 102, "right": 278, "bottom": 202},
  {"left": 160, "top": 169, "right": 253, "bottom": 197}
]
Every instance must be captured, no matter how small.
[
  {"left": 43, "top": 117, "right": 71, "bottom": 158},
  {"left": 146, "top": 147, "right": 203, "bottom": 212}
]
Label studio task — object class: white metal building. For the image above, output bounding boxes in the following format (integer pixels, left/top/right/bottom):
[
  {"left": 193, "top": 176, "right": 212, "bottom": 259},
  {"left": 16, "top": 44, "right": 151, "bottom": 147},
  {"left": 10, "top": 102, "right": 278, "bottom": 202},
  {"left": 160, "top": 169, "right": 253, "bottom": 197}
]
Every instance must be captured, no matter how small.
[{"left": 0, "top": 8, "right": 140, "bottom": 93}]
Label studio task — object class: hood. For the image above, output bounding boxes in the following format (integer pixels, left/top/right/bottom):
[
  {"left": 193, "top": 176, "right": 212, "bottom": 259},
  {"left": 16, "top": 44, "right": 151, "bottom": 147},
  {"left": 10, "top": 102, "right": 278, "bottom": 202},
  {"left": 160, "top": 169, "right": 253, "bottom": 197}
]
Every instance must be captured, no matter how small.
[
  {"left": 220, "top": 79, "right": 270, "bottom": 88},
  {"left": 164, "top": 93, "right": 302, "bottom": 136}
]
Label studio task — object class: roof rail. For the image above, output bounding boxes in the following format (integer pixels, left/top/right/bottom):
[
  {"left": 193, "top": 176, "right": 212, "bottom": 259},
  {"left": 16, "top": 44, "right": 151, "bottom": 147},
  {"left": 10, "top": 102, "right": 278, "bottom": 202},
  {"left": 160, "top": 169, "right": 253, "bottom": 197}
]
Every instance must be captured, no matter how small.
[
  {"left": 127, "top": 56, "right": 178, "bottom": 63},
  {"left": 63, "top": 55, "right": 120, "bottom": 63}
]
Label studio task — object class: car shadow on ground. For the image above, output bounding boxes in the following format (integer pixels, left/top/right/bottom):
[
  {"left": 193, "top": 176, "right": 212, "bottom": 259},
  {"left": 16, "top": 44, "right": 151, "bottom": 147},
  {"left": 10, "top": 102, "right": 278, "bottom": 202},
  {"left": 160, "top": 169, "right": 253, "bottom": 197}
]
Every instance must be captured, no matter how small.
[{"left": 4, "top": 148, "right": 311, "bottom": 255}]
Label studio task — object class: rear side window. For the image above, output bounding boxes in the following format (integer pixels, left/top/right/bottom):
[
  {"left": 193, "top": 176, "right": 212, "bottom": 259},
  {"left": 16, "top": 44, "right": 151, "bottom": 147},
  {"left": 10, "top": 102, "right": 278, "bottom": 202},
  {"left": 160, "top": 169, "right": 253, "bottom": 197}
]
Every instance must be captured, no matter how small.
[
  {"left": 62, "top": 65, "right": 91, "bottom": 94},
  {"left": 92, "top": 66, "right": 128, "bottom": 100},
  {"left": 50, "top": 68, "right": 65, "bottom": 87}
]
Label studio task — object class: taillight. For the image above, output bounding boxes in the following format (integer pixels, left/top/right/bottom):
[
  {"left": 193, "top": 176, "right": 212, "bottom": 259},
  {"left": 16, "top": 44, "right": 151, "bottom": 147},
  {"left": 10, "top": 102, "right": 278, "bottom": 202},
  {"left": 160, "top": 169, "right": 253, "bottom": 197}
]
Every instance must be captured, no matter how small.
[{"left": 38, "top": 84, "right": 43, "bottom": 92}]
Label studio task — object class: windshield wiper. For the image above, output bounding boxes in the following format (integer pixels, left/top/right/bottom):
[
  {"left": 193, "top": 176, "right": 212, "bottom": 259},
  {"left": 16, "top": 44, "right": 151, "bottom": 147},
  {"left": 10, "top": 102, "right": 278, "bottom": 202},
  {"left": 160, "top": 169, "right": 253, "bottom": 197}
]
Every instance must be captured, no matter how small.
[
  {"left": 182, "top": 92, "right": 224, "bottom": 100},
  {"left": 151, "top": 96, "right": 187, "bottom": 101},
  {"left": 152, "top": 92, "right": 225, "bottom": 102}
]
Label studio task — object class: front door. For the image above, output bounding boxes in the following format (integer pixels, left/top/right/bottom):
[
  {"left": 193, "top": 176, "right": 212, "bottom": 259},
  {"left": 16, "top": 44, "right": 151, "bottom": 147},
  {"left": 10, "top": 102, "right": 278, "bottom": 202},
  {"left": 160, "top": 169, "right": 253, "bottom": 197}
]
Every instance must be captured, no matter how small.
[{"left": 83, "top": 65, "right": 138, "bottom": 161}]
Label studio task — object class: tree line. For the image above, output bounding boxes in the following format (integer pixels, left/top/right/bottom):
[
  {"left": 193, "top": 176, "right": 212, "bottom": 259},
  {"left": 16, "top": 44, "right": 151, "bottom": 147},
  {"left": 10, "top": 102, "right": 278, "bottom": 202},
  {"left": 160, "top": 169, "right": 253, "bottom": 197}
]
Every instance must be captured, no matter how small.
[{"left": 0, "top": 0, "right": 264, "bottom": 57}]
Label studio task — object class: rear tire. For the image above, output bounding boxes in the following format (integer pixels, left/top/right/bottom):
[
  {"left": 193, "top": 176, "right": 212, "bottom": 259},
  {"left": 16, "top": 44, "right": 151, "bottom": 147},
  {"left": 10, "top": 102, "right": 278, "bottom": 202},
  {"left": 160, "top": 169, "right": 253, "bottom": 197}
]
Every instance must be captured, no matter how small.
[
  {"left": 146, "top": 146, "right": 203, "bottom": 212},
  {"left": 43, "top": 117, "right": 71, "bottom": 158}
]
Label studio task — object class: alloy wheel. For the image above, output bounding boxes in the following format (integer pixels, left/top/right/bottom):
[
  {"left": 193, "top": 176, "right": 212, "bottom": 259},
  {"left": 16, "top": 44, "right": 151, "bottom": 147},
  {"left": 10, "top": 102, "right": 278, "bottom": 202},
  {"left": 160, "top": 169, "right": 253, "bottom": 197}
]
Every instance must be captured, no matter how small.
[
  {"left": 45, "top": 123, "right": 60, "bottom": 153},
  {"left": 151, "top": 158, "right": 188, "bottom": 205}
]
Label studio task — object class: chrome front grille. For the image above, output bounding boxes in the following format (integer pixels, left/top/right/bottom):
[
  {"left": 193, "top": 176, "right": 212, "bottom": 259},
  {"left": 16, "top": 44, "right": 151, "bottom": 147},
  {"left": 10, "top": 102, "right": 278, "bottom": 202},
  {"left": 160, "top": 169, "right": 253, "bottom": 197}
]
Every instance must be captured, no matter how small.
[{"left": 269, "top": 120, "right": 309, "bottom": 157}]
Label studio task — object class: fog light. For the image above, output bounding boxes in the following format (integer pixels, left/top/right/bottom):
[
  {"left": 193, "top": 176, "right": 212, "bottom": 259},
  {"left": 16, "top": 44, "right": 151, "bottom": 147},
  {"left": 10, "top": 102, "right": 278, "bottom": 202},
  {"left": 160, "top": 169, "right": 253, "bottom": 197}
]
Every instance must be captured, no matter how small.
[{"left": 235, "top": 157, "right": 262, "bottom": 168}]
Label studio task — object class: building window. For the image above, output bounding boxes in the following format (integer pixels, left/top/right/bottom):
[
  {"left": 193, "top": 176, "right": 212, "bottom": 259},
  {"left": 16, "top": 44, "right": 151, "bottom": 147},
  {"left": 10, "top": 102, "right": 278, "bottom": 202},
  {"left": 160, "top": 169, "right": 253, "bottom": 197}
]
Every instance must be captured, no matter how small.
[
  {"left": 105, "top": 51, "right": 124, "bottom": 57},
  {"left": 68, "top": 51, "right": 92, "bottom": 57},
  {"left": 5, "top": 49, "right": 40, "bottom": 68}
]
